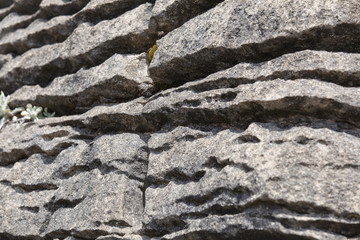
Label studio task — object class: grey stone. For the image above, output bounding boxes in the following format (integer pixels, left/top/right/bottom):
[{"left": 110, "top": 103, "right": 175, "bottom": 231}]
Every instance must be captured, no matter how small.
[
  {"left": 0, "top": 53, "right": 11, "bottom": 69},
  {"left": 9, "top": 53, "right": 153, "bottom": 114},
  {"left": 0, "top": 11, "right": 40, "bottom": 36},
  {"left": 143, "top": 79, "right": 360, "bottom": 129},
  {"left": 0, "top": 181, "right": 53, "bottom": 238},
  {"left": 0, "top": 3, "right": 155, "bottom": 94},
  {"left": 0, "top": 153, "right": 59, "bottom": 189},
  {"left": 170, "top": 50, "right": 360, "bottom": 90},
  {"left": 0, "top": 122, "right": 148, "bottom": 179},
  {"left": 13, "top": 0, "right": 41, "bottom": 14},
  {"left": 38, "top": 97, "right": 156, "bottom": 134},
  {"left": 149, "top": 0, "right": 360, "bottom": 86},
  {"left": 91, "top": 133, "right": 148, "bottom": 181},
  {"left": 33, "top": 75, "right": 360, "bottom": 134},
  {"left": 161, "top": 214, "right": 352, "bottom": 240},
  {"left": 0, "top": 0, "right": 86, "bottom": 39},
  {"left": 0, "top": 15, "right": 76, "bottom": 54},
  {"left": 96, "top": 234, "right": 147, "bottom": 240},
  {"left": 0, "top": 0, "right": 153, "bottom": 55},
  {"left": 43, "top": 170, "right": 144, "bottom": 239},
  {"left": 0, "top": 0, "right": 359, "bottom": 239},
  {"left": 40, "top": 0, "right": 90, "bottom": 18},
  {"left": 149, "top": 0, "right": 224, "bottom": 35},
  {"left": 0, "top": 4, "right": 12, "bottom": 21},
  {"left": 0, "top": 130, "right": 147, "bottom": 186},
  {"left": 75, "top": 0, "right": 154, "bottom": 23},
  {"left": 0, "top": 167, "right": 144, "bottom": 239},
  {"left": 0, "top": 122, "right": 85, "bottom": 166},
  {"left": 144, "top": 124, "right": 360, "bottom": 238},
  {"left": 0, "top": 0, "right": 85, "bottom": 45},
  {"left": 63, "top": 237, "right": 82, "bottom": 240},
  {"left": 0, "top": 130, "right": 148, "bottom": 239}
]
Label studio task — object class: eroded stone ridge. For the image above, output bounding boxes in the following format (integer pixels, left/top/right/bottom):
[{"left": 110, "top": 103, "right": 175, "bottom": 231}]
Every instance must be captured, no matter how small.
[
  {"left": 0, "top": 0, "right": 153, "bottom": 55},
  {"left": 10, "top": 53, "right": 154, "bottom": 114},
  {"left": 149, "top": 0, "right": 360, "bottom": 86},
  {"left": 0, "top": 3, "right": 155, "bottom": 94},
  {"left": 0, "top": 0, "right": 359, "bottom": 239}
]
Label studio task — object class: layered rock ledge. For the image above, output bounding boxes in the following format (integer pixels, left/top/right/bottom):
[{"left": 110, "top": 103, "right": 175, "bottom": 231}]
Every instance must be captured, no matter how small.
[{"left": 0, "top": 0, "right": 359, "bottom": 239}]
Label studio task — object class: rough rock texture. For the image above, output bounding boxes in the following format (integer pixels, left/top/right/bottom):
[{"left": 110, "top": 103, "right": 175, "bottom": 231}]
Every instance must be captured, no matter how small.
[
  {"left": 145, "top": 124, "right": 360, "bottom": 239},
  {"left": 0, "top": 11, "right": 39, "bottom": 36},
  {"left": 0, "top": 0, "right": 153, "bottom": 55},
  {"left": 13, "top": 0, "right": 42, "bottom": 14},
  {"left": 149, "top": 0, "right": 360, "bottom": 85},
  {"left": 0, "top": 54, "right": 11, "bottom": 68},
  {"left": 0, "top": 15, "right": 76, "bottom": 54},
  {"left": 0, "top": 3, "right": 156, "bottom": 94},
  {"left": 0, "top": 0, "right": 359, "bottom": 239},
  {"left": 149, "top": 0, "right": 224, "bottom": 34},
  {"left": 10, "top": 53, "right": 153, "bottom": 114},
  {"left": 40, "top": 0, "right": 90, "bottom": 18}
]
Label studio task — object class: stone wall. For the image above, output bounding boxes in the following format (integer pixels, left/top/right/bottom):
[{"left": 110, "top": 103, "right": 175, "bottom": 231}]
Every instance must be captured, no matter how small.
[{"left": 0, "top": 0, "right": 359, "bottom": 239}]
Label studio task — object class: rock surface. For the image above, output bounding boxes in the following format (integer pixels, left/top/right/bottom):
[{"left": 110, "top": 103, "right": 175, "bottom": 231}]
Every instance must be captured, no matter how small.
[
  {"left": 40, "top": 0, "right": 90, "bottom": 18},
  {"left": 0, "top": 3, "right": 155, "bottom": 94},
  {"left": 10, "top": 53, "right": 153, "bottom": 114},
  {"left": 0, "top": 0, "right": 153, "bottom": 55},
  {"left": 0, "top": 11, "right": 39, "bottom": 36},
  {"left": 149, "top": 0, "right": 224, "bottom": 35},
  {"left": 0, "top": 0, "right": 359, "bottom": 239},
  {"left": 145, "top": 124, "right": 360, "bottom": 239},
  {"left": 149, "top": 0, "right": 360, "bottom": 85},
  {"left": 0, "top": 54, "right": 11, "bottom": 68}
]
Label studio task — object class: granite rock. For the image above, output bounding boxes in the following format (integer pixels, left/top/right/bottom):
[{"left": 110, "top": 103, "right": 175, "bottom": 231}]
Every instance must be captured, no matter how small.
[
  {"left": 0, "top": 15, "right": 76, "bottom": 54},
  {"left": 0, "top": 11, "right": 40, "bottom": 36},
  {"left": 143, "top": 79, "right": 360, "bottom": 129},
  {"left": 0, "top": 0, "right": 153, "bottom": 55},
  {"left": 0, "top": 131, "right": 148, "bottom": 239},
  {"left": 75, "top": 0, "right": 154, "bottom": 24},
  {"left": 13, "top": 0, "right": 41, "bottom": 14},
  {"left": 149, "top": 0, "right": 360, "bottom": 86},
  {"left": 43, "top": 170, "right": 144, "bottom": 239},
  {"left": 170, "top": 50, "right": 360, "bottom": 90},
  {"left": 0, "top": 0, "right": 359, "bottom": 239},
  {"left": 40, "top": 0, "right": 90, "bottom": 18},
  {"left": 144, "top": 124, "right": 360, "bottom": 239},
  {"left": 0, "top": 53, "right": 11, "bottom": 69},
  {"left": 0, "top": 3, "right": 155, "bottom": 94},
  {"left": 149, "top": 0, "right": 224, "bottom": 35},
  {"left": 0, "top": 5, "right": 12, "bottom": 21},
  {"left": 0, "top": 122, "right": 85, "bottom": 166},
  {"left": 10, "top": 53, "right": 153, "bottom": 114}
]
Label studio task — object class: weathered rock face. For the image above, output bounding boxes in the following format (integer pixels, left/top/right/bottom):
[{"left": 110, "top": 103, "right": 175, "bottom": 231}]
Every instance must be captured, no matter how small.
[{"left": 0, "top": 0, "right": 359, "bottom": 239}]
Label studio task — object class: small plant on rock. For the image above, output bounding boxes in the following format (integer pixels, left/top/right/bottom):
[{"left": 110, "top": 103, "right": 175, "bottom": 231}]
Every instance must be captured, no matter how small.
[
  {"left": 21, "top": 104, "right": 56, "bottom": 121},
  {"left": 0, "top": 91, "right": 55, "bottom": 130},
  {"left": 0, "top": 91, "right": 24, "bottom": 129}
]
